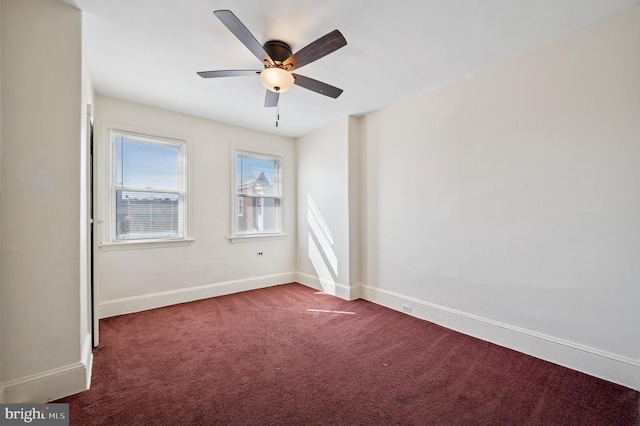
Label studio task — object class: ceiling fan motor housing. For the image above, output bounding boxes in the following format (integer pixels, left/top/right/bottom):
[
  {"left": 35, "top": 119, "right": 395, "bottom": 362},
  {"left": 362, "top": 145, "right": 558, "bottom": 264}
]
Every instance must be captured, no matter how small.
[{"left": 263, "top": 40, "right": 292, "bottom": 65}]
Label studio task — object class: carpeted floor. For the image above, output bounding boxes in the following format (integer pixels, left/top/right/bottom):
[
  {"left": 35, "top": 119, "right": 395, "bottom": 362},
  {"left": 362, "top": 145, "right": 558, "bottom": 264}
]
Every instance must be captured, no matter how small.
[{"left": 57, "top": 283, "right": 639, "bottom": 425}]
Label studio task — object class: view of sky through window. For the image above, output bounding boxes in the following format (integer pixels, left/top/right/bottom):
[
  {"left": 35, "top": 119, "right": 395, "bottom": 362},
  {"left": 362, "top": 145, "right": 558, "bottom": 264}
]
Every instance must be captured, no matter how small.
[
  {"left": 115, "top": 136, "right": 181, "bottom": 190},
  {"left": 236, "top": 155, "right": 278, "bottom": 191}
]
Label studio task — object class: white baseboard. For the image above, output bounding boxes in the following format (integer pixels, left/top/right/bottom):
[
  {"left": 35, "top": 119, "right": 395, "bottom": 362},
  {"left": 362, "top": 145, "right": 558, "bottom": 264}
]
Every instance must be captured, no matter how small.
[
  {"left": 97, "top": 275, "right": 639, "bottom": 391},
  {"left": 296, "top": 272, "right": 361, "bottom": 300},
  {"left": 3, "top": 333, "right": 93, "bottom": 403},
  {"left": 360, "top": 284, "right": 640, "bottom": 391},
  {"left": 99, "top": 272, "right": 297, "bottom": 319}
]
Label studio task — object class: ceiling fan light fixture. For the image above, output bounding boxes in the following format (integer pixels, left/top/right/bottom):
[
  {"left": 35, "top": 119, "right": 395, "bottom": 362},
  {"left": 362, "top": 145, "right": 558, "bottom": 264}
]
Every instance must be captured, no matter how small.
[{"left": 260, "top": 67, "right": 294, "bottom": 93}]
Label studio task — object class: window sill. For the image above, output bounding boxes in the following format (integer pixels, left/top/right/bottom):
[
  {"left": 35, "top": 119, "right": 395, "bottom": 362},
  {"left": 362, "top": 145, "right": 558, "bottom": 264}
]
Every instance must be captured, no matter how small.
[
  {"left": 99, "top": 238, "right": 195, "bottom": 251},
  {"left": 229, "top": 234, "right": 288, "bottom": 244}
]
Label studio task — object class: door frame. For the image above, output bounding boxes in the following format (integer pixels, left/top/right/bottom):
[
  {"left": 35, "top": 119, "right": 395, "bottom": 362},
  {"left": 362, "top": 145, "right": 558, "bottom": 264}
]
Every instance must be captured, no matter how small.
[{"left": 87, "top": 104, "right": 99, "bottom": 347}]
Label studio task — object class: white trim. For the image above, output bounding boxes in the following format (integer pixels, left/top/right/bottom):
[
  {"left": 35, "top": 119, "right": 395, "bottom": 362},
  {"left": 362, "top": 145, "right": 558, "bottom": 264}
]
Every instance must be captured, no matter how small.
[
  {"left": 231, "top": 146, "right": 285, "bottom": 240},
  {"left": 99, "top": 272, "right": 296, "bottom": 318},
  {"left": 95, "top": 276, "right": 640, "bottom": 392},
  {"left": 82, "top": 333, "right": 94, "bottom": 390},
  {"left": 296, "top": 272, "right": 361, "bottom": 301},
  {"left": 229, "top": 234, "right": 288, "bottom": 244},
  {"left": 99, "top": 238, "right": 195, "bottom": 251},
  {"left": 360, "top": 284, "right": 640, "bottom": 391},
  {"left": 96, "top": 121, "right": 193, "bottom": 247},
  {"left": 109, "top": 130, "right": 187, "bottom": 242},
  {"left": 3, "top": 333, "right": 93, "bottom": 403}
]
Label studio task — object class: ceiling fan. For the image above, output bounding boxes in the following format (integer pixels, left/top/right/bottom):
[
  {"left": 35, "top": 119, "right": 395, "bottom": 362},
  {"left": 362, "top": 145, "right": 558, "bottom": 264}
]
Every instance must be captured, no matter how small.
[{"left": 197, "top": 10, "right": 347, "bottom": 109}]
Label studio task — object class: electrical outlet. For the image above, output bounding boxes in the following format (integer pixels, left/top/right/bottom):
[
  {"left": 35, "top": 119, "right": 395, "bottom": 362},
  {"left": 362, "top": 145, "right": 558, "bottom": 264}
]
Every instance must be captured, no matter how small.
[
  {"left": 401, "top": 304, "right": 412, "bottom": 313},
  {"left": 256, "top": 251, "right": 264, "bottom": 257}
]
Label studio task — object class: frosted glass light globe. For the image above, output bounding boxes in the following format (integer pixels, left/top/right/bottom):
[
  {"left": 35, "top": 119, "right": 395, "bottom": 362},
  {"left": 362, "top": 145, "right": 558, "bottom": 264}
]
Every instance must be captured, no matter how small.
[{"left": 260, "top": 67, "right": 294, "bottom": 93}]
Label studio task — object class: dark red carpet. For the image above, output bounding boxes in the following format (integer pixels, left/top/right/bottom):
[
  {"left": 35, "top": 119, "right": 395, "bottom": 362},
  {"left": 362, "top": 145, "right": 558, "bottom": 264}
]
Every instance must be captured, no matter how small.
[{"left": 57, "top": 283, "right": 638, "bottom": 425}]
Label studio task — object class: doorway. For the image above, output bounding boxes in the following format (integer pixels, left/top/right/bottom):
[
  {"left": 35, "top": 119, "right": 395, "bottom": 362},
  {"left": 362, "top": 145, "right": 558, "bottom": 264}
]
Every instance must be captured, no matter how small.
[{"left": 87, "top": 104, "right": 99, "bottom": 347}]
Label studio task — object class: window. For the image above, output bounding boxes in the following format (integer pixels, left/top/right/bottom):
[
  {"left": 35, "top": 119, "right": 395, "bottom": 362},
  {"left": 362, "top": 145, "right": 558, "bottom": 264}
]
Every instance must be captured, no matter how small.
[
  {"left": 234, "top": 150, "right": 282, "bottom": 237},
  {"left": 110, "top": 130, "right": 186, "bottom": 242}
]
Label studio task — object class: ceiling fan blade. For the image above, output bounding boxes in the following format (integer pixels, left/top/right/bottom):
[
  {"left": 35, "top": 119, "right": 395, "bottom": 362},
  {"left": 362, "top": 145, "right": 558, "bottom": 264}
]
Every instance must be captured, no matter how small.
[
  {"left": 264, "top": 90, "right": 279, "bottom": 108},
  {"left": 197, "top": 70, "right": 260, "bottom": 78},
  {"left": 214, "top": 10, "right": 273, "bottom": 65},
  {"left": 292, "top": 73, "right": 343, "bottom": 98},
  {"left": 283, "top": 30, "right": 347, "bottom": 71}
]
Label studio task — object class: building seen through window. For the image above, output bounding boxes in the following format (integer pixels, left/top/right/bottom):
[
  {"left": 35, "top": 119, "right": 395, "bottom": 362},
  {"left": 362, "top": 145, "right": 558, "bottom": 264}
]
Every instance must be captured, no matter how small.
[{"left": 235, "top": 151, "right": 281, "bottom": 236}]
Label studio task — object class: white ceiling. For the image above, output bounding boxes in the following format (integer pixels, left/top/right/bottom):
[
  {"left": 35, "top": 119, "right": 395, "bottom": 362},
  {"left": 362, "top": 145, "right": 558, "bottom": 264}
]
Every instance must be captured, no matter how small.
[{"left": 70, "top": 0, "right": 637, "bottom": 138}]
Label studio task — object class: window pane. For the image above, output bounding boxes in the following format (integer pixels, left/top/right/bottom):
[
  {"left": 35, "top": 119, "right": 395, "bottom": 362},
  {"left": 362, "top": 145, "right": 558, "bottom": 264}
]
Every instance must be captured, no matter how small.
[
  {"left": 114, "top": 134, "right": 181, "bottom": 190},
  {"left": 234, "top": 151, "right": 282, "bottom": 236},
  {"left": 115, "top": 190, "right": 180, "bottom": 239},
  {"left": 110, "top": 130, "right": 186, "bottom": 242},
  {"left": 236, "top": 154, "right": 280, "bottom": 196},
  {"left": 235, "top": 196, "right": 281, "bottom": 235}
]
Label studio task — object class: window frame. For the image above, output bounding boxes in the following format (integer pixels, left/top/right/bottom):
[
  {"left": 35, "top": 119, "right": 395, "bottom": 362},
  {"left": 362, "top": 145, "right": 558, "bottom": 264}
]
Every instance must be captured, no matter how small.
[
  {"left": 101, "top": 125, "right": 191, "bottom": 249},
  {"left": 231, "top": 149, "right": 285, "bottom": 242}
]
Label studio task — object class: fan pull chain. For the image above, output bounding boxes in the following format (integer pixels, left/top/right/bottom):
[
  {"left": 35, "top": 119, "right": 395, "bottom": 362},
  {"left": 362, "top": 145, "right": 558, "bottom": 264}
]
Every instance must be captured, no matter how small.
[{"left": 276, "top": 99, "right": 280, "bottom": 127}]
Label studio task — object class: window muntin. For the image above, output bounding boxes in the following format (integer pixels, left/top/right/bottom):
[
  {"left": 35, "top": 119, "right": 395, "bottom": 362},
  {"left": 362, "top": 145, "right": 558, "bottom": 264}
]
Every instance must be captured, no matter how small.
[
  {"left": 110, "top": 130, "right": 186, "bottom": 241},
  {"left": 234, "top": 151, "right": 282, "bottom": 236}
]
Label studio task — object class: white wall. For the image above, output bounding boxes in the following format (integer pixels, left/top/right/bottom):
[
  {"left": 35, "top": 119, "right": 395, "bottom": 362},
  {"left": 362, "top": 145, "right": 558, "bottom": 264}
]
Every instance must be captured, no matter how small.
[
  {"left": 0, "top": 0, "right": 90, "bottom": 402},
  {"left": 79, "top": 5, "right": 96, "bottom": 362},
  {"left": 359, "top": 6, "right": 640, "bottom": 389},
  {"left": 0, "top": 0, "right": 4, "bottom": 403},
  {"left": 295, "top": 117, "right": 360, "bottom": 300},
  {"left": 94, "top": 96, "right": 297, "bottom": 317},
  {"left": 1, "top": 0, "right": 635, "bottom": 403},
  {"left": 72, "top": 3, "right": 640, "bottom": 393},
  {"left": 348, "top": 117, "right": 362, "bottom": 287}
]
